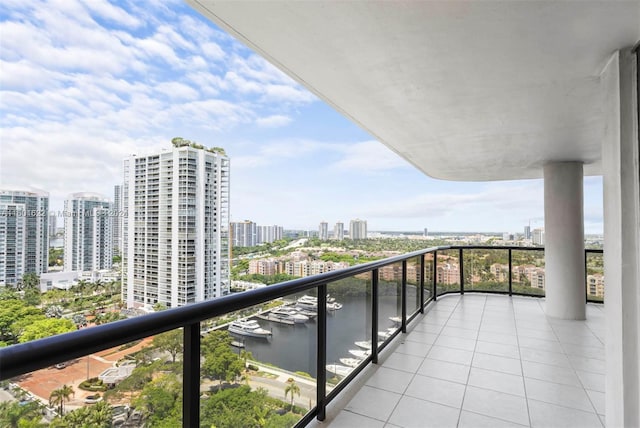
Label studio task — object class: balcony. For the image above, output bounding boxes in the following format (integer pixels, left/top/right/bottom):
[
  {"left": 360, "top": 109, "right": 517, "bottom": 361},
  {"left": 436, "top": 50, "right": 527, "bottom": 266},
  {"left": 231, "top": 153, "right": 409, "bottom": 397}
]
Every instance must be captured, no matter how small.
[
  {"left": 317, "top": 294, "right": 605, "bottom": 428},
  {"left": 0, "top": 246, "right": 604, "bottom": 427}
]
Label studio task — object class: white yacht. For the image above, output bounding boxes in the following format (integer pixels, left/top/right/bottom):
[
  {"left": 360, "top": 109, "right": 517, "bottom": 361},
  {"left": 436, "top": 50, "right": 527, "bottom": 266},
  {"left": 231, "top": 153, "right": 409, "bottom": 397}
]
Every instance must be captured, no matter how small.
[
  {"left": 348, "top": 349, "right": 371, "bottom": 359},
  {"left": 326, "top": 363, "right": 354, "bottom": 378},
  {"left": 270, "top": 307, "right": 309, "bottom": 324},
  {"left": 339, "top": 357, "right": 363, "bottom": 368},
  {"left": 295, "top": 296, "right": 319, "bottom": 311},
  {"left": 378, "top": 327, "right": 396, "bottom": 340},
  {"left": 327, "top": 301, "right": 343, "bottom": 310},
  {"left": 297, "top": 294, "right": 342, "bottom": 311},
  {"left": 228, "top": 319, "right": 272, "bottom": 338}
]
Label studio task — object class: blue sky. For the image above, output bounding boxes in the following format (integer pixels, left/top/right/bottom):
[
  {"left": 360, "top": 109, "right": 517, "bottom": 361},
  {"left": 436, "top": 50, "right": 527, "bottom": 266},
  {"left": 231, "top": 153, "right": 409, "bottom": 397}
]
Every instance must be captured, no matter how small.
[{"left": 0, "top": 0, "right": 603, "bottom": 233}]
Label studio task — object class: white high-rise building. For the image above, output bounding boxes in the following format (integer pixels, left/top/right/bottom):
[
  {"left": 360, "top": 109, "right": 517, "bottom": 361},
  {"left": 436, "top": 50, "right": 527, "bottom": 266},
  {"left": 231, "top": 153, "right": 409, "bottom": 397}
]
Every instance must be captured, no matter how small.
[
  {"left": 112, "top": 184, "right": 123, "bottom": 255},
  {"left": 532, "top": 228, "right": 545, "bottom": 246},
  {"left": 231, "top": 220, "right": 257, "bottom": 247},
  {"left": 0, "top": 189, "right": 49, "bottom": 286},
  {"left": 257, "top": 225, "right": 283, "bottom": 244},
  {"left": 319, "top": 221, "right": 329, "bottom": 240},
  {"left": 349, "top": 219, "right": 367, "bottom": 240},
  {"left": 123, "top": 144, "right": 230, "bottom": 308},
  {"left": 48, "top": 212, "right": 57, "bottom": 237},
  {"left": 334, "top": 222, "right": 344, "bottom": 241},
  {"left": 64, "top": 193, "right": 112, "bottom": 272}
]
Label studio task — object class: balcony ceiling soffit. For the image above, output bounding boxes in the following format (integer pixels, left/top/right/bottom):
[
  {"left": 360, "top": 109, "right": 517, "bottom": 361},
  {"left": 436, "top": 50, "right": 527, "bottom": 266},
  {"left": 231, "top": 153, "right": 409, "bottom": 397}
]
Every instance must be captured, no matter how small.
[{"left": 188, "top": 0, "right": 640, "bottom": 181}]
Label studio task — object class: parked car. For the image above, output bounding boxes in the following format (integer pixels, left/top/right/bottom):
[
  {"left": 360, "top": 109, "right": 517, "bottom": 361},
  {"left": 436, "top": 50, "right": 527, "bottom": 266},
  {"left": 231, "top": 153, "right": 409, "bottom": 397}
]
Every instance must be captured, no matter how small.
[{"left": 83, "top": 394, "right": 102, "bottom": 404}]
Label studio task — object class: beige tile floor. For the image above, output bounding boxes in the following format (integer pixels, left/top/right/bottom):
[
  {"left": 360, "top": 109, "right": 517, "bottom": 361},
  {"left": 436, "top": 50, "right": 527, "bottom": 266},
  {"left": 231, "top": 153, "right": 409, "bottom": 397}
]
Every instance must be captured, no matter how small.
[{"left": 321, "top": 294, "right": 605, "bottom": 428}]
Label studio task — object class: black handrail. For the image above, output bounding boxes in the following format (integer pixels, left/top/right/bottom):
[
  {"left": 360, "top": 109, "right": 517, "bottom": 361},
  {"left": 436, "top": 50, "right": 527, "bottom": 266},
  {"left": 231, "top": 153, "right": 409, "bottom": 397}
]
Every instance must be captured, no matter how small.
[{"left": 0, "top": 244, "right": 604, "bottom": 427}]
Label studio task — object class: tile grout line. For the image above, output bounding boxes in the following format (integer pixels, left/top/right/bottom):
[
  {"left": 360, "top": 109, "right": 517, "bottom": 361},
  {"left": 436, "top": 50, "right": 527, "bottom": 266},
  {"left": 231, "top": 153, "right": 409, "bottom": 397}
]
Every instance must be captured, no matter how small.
[
  {"left": 455, "top": 294, "right": 486, "bottom": 428},
  {"left": 382, "top": 295, "right": 461, "bottom": 427},
  {"left": 516, "top": 297, "right": 534, "bottom": 427},
  {"left": 543, "top": 300, "right": 604, "bottom": 421}
]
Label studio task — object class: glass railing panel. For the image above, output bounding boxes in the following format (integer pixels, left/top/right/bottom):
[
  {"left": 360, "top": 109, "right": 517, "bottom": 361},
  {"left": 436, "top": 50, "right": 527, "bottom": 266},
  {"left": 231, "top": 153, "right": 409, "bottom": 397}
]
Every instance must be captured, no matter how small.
[
  {"left": 510, "top": 249, "right": 546, "bottom": 296},
  {"left": 423, "top": 252, "right": 434, "bottom": 303},
  {"left": 326, "top": 274, "right": 372, "bottom": 389},
  {"left": 406, "top": 256, "right": 421, "bottom": 317},
  {"left": 378, "top": 261, "right": 403, "bottom": 343},
  {"left": 2, "top": 335, "right": 166, "bottom": 427},
  {"left": 199, "top": 294, "right": 313, "bottom": 427},
  {"left": 436, "top": 249, "right": 460, "bottom": 295},
  {"left": 463, "top": 248, "right": 509, "bottom": 293},
  {"left": 586, "top": 250, "right": 604, "bottom": 303}
]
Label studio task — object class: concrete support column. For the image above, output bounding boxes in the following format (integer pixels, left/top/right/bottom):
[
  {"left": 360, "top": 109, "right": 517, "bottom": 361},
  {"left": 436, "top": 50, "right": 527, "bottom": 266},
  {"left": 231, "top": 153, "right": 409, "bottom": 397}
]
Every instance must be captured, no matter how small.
[
  {"left": 602, "top": 48, "right": 640, "bottom": 428},
  {"left": 543, "top": 162, "right": 585, "bottom": 320}
]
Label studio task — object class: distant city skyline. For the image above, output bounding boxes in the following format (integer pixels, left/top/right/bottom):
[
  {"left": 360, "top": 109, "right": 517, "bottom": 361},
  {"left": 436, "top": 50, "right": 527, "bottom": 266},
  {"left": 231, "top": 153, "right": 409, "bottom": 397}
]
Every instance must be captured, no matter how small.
[{"left": 0, "top": 1, "right": 604, "bottom": 234}]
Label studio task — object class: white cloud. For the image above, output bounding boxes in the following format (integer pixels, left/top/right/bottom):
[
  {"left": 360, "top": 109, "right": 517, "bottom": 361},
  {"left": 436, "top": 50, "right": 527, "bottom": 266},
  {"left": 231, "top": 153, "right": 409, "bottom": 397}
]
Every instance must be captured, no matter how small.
[
  {"left": 330, "top": 141, "right": 410, "bottom": 172},
  {"left": 82, "top": 0, "right": 142, "bottom": 29},
  {"left": 201, "top": 42, "right": 225, "bottom": 61},
  {"left": 155, "top": 81, "right": 200, "bottom": 101},
  {"left": 255, "top": 115, "right": 292, "bottom": 128}
]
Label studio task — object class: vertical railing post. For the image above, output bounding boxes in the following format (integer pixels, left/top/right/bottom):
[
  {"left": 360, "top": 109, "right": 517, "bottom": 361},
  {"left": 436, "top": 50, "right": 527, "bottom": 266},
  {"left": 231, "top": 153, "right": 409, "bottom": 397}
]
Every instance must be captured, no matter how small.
[
  {"left": 420, "top": 254, "right": 425, "bottom": 313},
  {"left": 508, "top": 248, "right": 513, "bottom": 296},
  {"left": 316, "top": 284, "right": 327, "bottom": 421},
  {"left": 183, "top": 323, "right": 200, "bottom": 428},
  {"left": 433, "top": 250, "right": 438, "bottom": 301},
  {"left": 371, "top": 269, "right": 379, "bottom": 364},
  {"left": 459, "top": 248, "right": 465, "bottom": 295},
  {"left": 401, "top": 260, "right": 407, "bottom": 333}
]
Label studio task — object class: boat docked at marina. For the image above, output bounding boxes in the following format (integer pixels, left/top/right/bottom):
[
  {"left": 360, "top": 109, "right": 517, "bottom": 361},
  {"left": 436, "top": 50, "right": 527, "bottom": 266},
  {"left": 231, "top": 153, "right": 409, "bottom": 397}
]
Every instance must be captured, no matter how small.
[
  {"left": 295, "top": 296, "right": 318, "bottom": 311},
  {"left": 270, "top": 307, "right": 309, "bottom": 324},
  {"left": 326, "top": 363, "right": 354, "bottom": 378},
  {"left": 354, "top": 340, "right": 383, "bottom": 350},
  {"left": 296, "top": 294, "right": 343, "bottom": 311},
  {"left": 228, "top": 319, "right": 272, "bottom": 338},
  {"left": 348, "top": 349, "right": 371, "bottom": 359},
  {"left": 339, "top": 357, "right": 363, "bottom": 368},
  {"left": 378, "top": 327, "right": 396, "bottom": 340}
]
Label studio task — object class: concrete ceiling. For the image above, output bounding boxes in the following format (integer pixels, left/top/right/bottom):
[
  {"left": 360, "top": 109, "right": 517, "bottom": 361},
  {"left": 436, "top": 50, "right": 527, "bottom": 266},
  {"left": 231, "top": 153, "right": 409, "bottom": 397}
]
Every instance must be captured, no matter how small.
[{"left": 187, "top": 1, "right": 640, "bottom": 181}]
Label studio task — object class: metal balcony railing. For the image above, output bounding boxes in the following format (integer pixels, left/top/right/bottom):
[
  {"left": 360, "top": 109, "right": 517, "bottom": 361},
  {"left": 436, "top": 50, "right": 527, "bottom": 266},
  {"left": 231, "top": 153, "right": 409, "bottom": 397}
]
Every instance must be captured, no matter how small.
[{"left": 0, "top": 245, "right": 603, "bottom": 427}]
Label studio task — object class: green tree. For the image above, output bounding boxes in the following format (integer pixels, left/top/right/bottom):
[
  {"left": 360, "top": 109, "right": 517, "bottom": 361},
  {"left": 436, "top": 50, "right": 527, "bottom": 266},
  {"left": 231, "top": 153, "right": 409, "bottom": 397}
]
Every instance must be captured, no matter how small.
[
  {"left": 49, "top": 248, "right": 63, "bottom": 267},
  {"left": 284, "top": 378, "right": 300, "bottom": 411},
  {"left": 202, "top": 330, "right": 233, "bottom": 355},
  {"left": 49, "top": 385, "right": 74, "bottom": 415},
  {"left": 203, "top": 345, "right": 244, "bottom": 386},
  {"left": 0, "top": 300, "right": 42, "bottom": 342},
  {"left": 19, "top": 318, "right": 75, "bottom": 343},
  {"left": 152, "top": 329, "right": 183, "bottom": 363},
  {"left": 22, "top": 288, "right": 41, "bottom": 306},
  {"left": 201, "top": 385, "right": 267, "bottom": 428},
  {"left": 19, "top": 273, "right": 40, "bottom": 291},
  {"left": 0, "top": 401, "right": 43, "bottom": 428},
  {"left": 153, "top": 302, "right": 168, "bottom": 311},
  {"left": 134, "top": 373, "right": 181, "bottom": 426}
]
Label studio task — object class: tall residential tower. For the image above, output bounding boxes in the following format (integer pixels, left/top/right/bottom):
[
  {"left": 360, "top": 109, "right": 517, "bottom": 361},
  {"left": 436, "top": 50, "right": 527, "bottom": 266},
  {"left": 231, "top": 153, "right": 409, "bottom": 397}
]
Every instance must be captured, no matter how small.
[
  {"left": 112, "top": 184, "right": 123, "bottom": 255},
  {"left": 318, "top": 221, "right": 329, "bottom": 240},
  {"left": 123, "top": 144, "right": 230, "bottom": 308},
  {"left": 63, "top": 193, "right": 113, "bottom": 272},
  {"left": 349, "top": 219, "right": 367, "bottom": 240},
  {"left": 0, "top": 189, "right": 49, "bottom": 286}
]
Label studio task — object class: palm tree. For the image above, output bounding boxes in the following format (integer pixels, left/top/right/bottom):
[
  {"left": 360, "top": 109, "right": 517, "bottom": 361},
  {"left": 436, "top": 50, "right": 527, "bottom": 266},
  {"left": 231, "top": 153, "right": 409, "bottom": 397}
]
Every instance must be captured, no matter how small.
[
  {"left": 49, "top": 385, "right": 74, "bottom": 415},
  {"left": 239, "top": 349, "right": 253, "bottom": 368},
  {"left": 284, "top": 378, "right": 300, "bottom": 411},
  {"left": 49, "top": 390, "right": 63, "bottom": 415},
  {"left": 88, "top": 401, "right": 112, "bottom": 428},
  {"left": 253, "top": 405, "right": 270, "bottom": 427}
]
